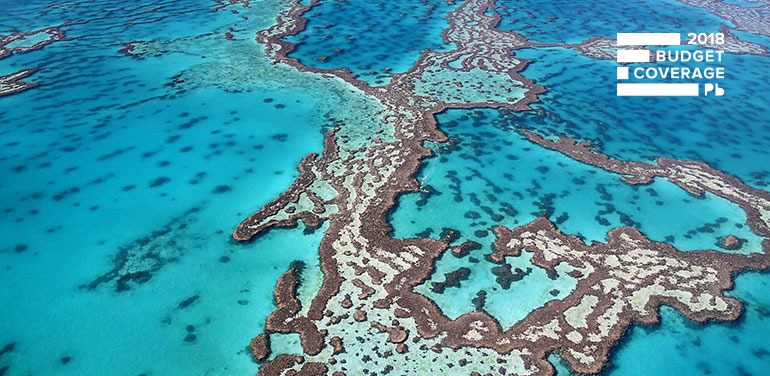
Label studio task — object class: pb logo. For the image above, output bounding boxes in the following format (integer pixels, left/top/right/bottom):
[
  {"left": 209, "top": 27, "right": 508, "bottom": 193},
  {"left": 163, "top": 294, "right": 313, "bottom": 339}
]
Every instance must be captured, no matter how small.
[{"left": 704, "top": 83, "right": 724, "bottom": 96}]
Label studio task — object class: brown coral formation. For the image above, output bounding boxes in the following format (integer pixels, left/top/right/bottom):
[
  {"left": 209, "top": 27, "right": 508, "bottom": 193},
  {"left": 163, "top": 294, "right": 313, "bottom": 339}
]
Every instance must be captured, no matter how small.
[
  {"left": 263, "top": 261, "right": 328, "bottom": 356},
  {"left": 230, "top": 0, "right": 770, "bottom": 375},
  {"left": 211, "top": 0, "right": 253, "bottom": 12},
  {"left": 0, "top": 69, "right": 39, "bottom": 97},
  {"left": 253, "top": 0, "right": 545, "bottom": 108},
  {"left": 249, "top": 333, "right": 271, "bottom": 362},
  {"left": 521, "top": 131, "right": 770, "bottom": 254},
  {"left": 117, "top": 40, "right": 145, "bottom": 57},
  {"left": 0, "top": 23, "right": 74, "bottom": 60},
  {"left": 0, "top": 23, "right": 76, "bottom": 96},
  {"left": 451, "top": 240, "right": 481, "bottom": 257},
  {"left": 558, "top": 37, "right": 650, "bottom": 61},
  {"left": 233, "top": 144, "right": 336, "bottom": 241},
  {"left": 718, "top": 235, "right": 745, "bottom": 250},
  {"left": 487, "top": 218, "right": 770, "bottom": 373},
  {"left": 675, "top": 0, "right": 770, "bottom": 38}
]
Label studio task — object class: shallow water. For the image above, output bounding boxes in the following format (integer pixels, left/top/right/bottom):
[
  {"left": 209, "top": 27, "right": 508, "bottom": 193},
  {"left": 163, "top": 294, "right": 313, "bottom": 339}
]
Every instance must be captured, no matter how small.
[
  {"left": 490, "top": 0, "right": 770, "bottom": 188},
  {"left": 598, "top": 272, "right": 770, "bottom": 376},
  {"left": 495, "top": 0, "right": 733, "bottom": 44},
  {"left": 513, "top": 46, "right": 770, "bottom": 189},
  {"left": 284, "top": 0, "right": 455, "bottom": 85},
  {"left": 2, "top": 0, "right": 770, "bottom": 374},
  {"left": 390, "top": 107, "right": 766, "bottom": 335},
  {"left": 0, "top": 1, "right": 341, "bottom": 374},
  {"left": 392, "top": 108, "right": 763, "bottom": 252}
]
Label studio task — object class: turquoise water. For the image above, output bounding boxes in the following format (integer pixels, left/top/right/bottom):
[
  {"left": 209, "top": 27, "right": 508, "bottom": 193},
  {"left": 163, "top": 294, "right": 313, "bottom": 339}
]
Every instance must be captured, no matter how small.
[
  {"left": 495, "top": 0, "right": 730, "bottom": 44},
  {"left": 593, "top": 272, "right": 770, "bottom": 376},
  {"left": 284, "top": 0, "right": 455, "bottom": 85},
  {"left": 720, "top": 0, "right": 764, "bottom": 7},
  {"left": 513, "top": 46, "right": 770, "bottom": 189},
  {"left": 392, "top": 109, "right": 763, "bottom": 252},
  {"left": 732, "top": 29, "right": 770, "bottom": 48},
  {"left": 2, "top": 0, "right": 770, "bottom": 374},
  {"left": 390, "top": 107, "right": 770, "bottom": 373},
  {"left": 0, "top": 1, "right": 341, "bottom": 374},
  {"left": 494, "top": 0, "right": 770, "bottom": 188},
  {"left": 390, "top": 107, "right": 765, "bottom": 331}
]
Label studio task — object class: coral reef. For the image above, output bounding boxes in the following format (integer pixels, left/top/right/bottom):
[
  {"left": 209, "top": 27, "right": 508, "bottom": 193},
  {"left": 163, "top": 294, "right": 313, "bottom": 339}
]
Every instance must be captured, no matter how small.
[
  {"left": 228, "top": 0, "right": 770, "bottom": 375},
  {"left": 0, "top": 69, "right": 39, "bottom": 97}
]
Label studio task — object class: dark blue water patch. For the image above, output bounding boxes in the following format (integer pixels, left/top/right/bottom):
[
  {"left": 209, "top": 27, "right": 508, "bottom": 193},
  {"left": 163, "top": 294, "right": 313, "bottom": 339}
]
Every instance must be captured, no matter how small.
[
  {"left": 495, "top": 0, "right": 730, "bottom": 44},
  {"left": 284, "top": 0, "right": 455, "bottom": 85},
  {"left": 389, "top": 106, "right": 763, "bottom": 328},
  {"left": 395, "top": 108, "right": 762, "bottom": 251},
  {"left": 512, "top": 46, "right": 770, "bottom": 189},
  {"left": 0, "top": 0, "right": 332, "bottom": 374}
]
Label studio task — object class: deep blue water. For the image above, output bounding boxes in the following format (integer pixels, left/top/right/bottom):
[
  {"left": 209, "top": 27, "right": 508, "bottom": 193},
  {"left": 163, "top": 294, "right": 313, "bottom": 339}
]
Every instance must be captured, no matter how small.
[
  {"left": 390, "top": 107, "right": 770, "bottom": 375},
  {"left": 550, "top": 272, "right": 770, "bottom": 375},
  {"left": 2, "top": 0, "right": 769, "bottom": 374},
  {"left": 0, "top": 1, "right": 334, "bottom": 374},
  {"left": 494, "top": 0, "right": 770, "bottom": 188},
  {"left": 495, "top": 0, "right": 732, "bottom": 44},
  {"left": 283, "top": 0, "right": 455, "bottom": 85},
  {"left": 388, "top": 0, "right": 770, "bottom": 368},
  {"left": 512, "top": 46, "right": 770, "bottom": 189}
]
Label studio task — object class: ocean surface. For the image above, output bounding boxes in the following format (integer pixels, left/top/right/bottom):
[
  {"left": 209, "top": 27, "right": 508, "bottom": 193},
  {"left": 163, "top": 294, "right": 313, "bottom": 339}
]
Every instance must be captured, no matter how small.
[
  {"left": 389, "top": 108, "right": 770, "bottom": 375},
  {"left": 283, "top": 0, "right": 456, "bottom": 85},
  {"left": 0, "top": 1, "right": 340, "bottom": 374},
  {"left": 1, "top": 0, "right": 769, "bottom": 375}
]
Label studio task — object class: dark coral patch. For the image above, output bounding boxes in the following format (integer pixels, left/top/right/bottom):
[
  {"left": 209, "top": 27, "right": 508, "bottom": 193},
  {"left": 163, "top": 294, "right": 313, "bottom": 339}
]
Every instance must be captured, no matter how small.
[
  {"left": 431, "top": 267, "right": 471, "bottom": 294},
  {"left": 490, "top": 264, "right": 532, "bottom": 289},
  {"left": 149, "top": 177, "right": 170, "bottom": 188},
  {"left": 212, "top": 185, "right": 232, "bottom": 193},
  {"left": 177, "top": 295, "right": 200, "bottom": 310}
]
